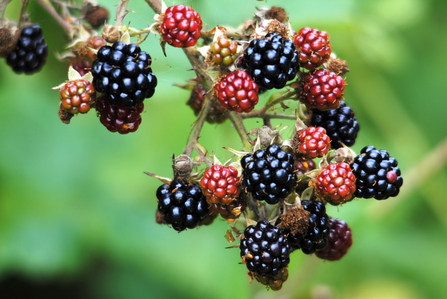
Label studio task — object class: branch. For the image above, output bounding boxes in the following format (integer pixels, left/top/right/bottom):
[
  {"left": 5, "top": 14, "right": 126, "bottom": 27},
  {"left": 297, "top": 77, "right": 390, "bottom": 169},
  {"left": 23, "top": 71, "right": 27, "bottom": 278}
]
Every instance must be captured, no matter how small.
[
  {"left": 145, "top": 0, "right": 162, "bottom": 14},
  {"left": 35, "top": 0, "right": 71, "bottom": 32},
  {"left": 0, "top": 0, "right": 12, "bottom": 26},
  {"left": 17, "top": 0, "right": 29, "bottom": 28}
]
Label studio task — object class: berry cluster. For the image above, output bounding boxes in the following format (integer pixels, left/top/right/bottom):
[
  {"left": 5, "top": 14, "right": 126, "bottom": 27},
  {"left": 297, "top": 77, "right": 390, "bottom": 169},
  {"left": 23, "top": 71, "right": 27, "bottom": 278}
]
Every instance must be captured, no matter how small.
[
  {"left": 59, "top": 79, "right": 96, "bottom": 115},
  {"left": 294, "top": 27, "right": 331, "bottom": 70},
  {"left": 303, "top": 68, "right": 345, "bottom": 111},
  {"left": 200, "top": 164, "right": 240, "bottom": 205},
  {"left": 210, "top": 35, "right": 238, "bottom": 66},
  {"left": 314, "top": 162, "right": 356, "bottom": 205},
  {"left": 296, "top": 126, "right": 331, "bottom": 159}
]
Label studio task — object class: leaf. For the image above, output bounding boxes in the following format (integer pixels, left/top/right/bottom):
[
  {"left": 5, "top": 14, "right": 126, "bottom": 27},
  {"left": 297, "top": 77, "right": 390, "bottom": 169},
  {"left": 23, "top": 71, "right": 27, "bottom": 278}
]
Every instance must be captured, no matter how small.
[
  {"left": 212, "top": 153, "right": 222, "bottom": 166},
  {"left": 196, "top": 45, "right": 210, "bottom": 58},
  {"left": 120, "top": 29, "right": 131, "bottom": 44},
  {"left": 68, "top": 66, "right": 82, "bottom": 81},
  {"left": 224, "top": 229, "right": 236, "bottom": 243},
  {"left": 301, "top": 186, "right": 314, "bottom": 202},
  {"left": 223, "top": 147, "right": 250, "bottom": 158},
  {"left": 143, "top": 172, "right": 172, "bottom": 185}
]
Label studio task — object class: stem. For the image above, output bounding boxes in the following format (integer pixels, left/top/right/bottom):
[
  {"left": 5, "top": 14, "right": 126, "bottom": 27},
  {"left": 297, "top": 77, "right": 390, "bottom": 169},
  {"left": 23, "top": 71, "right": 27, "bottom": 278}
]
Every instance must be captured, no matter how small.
[
  {"left": 226, "top": 112, "right": 252, "bottom": 152},
  {"left": 241, "top": 112, "right": 295, "bottom": 120},
  {"left": 49, "top": 0, "right": 80, "bottom": 10},
  {"left": 115, "top": 0, "right": 130, "bottom": 28},
  {"left": 145, "top": 0, "right": 162, "bottom": 14},
  {"left": 35, "top": 0, "right": 71, "bottom": 32},
  {"left": 0, "top": 0, "right": 12, "bottom": 26},
  {"left": 17, "top": 0, "right": 29, "bottom": 28}
]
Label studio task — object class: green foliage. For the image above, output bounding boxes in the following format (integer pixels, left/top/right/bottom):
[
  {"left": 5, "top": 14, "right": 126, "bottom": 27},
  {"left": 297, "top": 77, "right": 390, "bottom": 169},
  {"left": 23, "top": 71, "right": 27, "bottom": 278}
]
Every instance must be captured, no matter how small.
[{"left": 0, "top": 0, "right": 446, "bottom": 298}]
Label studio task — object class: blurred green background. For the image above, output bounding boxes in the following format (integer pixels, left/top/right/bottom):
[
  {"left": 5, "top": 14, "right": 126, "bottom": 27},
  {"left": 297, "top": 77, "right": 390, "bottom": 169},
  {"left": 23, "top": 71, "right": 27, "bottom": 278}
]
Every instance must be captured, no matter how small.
[{"left": 1, "top": 0, "right": 446, "bottom": 298}]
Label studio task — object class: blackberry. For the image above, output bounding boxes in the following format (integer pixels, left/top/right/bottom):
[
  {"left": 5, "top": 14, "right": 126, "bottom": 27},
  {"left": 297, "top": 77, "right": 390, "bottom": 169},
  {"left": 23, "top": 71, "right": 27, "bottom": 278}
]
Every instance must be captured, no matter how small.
[
  {"left": 156, "top": 179, "right": 210, "bottom": 232},
  {"left": 91, "top": 42, "right": 157, "bottom": 108},
  {"left": 240, "top": 220, "right": 291, "bottom": 277},
  {"left": 241, "top": 144, "right": 297, "bottom": 204},
  {"left": 239, "top": 32, "right": 299, "bottom": 91},
  {"left": 350, "top": 146, "right": 403, "bottom": 200},
  {"left": 310, "top": 100, "right": 360, "bottom": 149},
  {"left": 6, "top": 25, "right": 48, "bottom": 74},
  {"left": 315, "top": 218, "right": 353, "bottom": 261},
  {"left": 96, "top": 96, "right": 144, "bottom": 134},
  {"left": 284, "top": 200, "right": 330, "bottom": 254}
]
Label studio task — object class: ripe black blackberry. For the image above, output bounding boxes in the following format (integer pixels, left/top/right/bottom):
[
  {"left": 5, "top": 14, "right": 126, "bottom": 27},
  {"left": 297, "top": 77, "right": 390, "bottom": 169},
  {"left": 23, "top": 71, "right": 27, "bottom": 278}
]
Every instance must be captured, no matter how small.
[
  {"left": 310, "top": 100, "right": 360, "bottom": 149},
  {"left": 156, "top": 179, "right": 210, "bottom": 232},
  {"left": 285, "top": 200, "right": 330, "bottom": 254},
  {"left": 239, "top": 32, "right": 299, "bottom": 91},
  {"left": 6, "top": 25, "right": 48, "bottom": 74},
  {"left": 350, "top": 145, "right": 403, "bottom": 200},
  {"left": 241, "top": 144, "right": 297, "bottom": 205},
  {"left": 240, "top": 220, "right": 291, "bottom": 278},
  {"left": 91, "top": 42, "right": 157, "bottom": 108}
]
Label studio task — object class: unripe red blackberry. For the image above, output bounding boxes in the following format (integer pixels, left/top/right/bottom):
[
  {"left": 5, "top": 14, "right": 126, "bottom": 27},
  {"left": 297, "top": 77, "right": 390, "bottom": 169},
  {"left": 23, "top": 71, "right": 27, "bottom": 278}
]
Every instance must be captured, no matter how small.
[
  {"left": 95, "top": 96, "right": 144, "bottom": 134},
  {"left": 303, "top": 69, "right": 345, "bottom": 111},
  {"left": 91, "top": 42, "right": 157, "bottom": 108},
  {"left": 314, "top": 162, "right": 356, "bottom": 205},
  {"left": 309, "top": 100, "right": 360, "bottom": 149},
  {"left": 251, "top": 267, "right": 289, "bottom": 291},
  {"left": 350, "top": 146, "right": 403, "bottom": 200},
  {"left": 215, "top": 70, "right": 259, "bottom": 113},
  {"left": 160, "top": 4, "right": 202, "bottom": 48},
  {"left": 6, "top": 24, "right": 48, "bottom": 74},
  {"left": 296, "top": 126, "right": 331, "bottom": 159},
  {"left": 200, "top": 165, "right": 241, "bottom": 205},
  {"left": 70, "top": 58, "right": 91, "bottom": 77},
  {"left": 294, "top": 157, "right": 317, "bottom": 175},
  {"left": 241, "top": 144, "right": 297, "bottom": 204},
  {"left": 315, "top": 218, "right": 352, "bottom": 261},
  {"left": 209, "top": 194, "right": 246, "bottom": 221},
  {"left": 210, "top": 35, "right": 238, "bottom": 66},
  {"left": 156, "top": 179, "right": 210, "bottom": 232},
  {"left": 240, "top": 220, "right": 291, "bottom": 277},
  {"left": 278, "top": 200, "right": 330, "bottom": 254},
  {"left": 239, "top": 32, "right": 300, "bottom": 91},
  {"left": 186, "top": 83, "right": 226, "bottom": 123},
  {"left": 294, "top": 27, "right": 331, "bottom": 70},
  {"left": 59, "top": 79, "right": 96, "bottom": 114}
]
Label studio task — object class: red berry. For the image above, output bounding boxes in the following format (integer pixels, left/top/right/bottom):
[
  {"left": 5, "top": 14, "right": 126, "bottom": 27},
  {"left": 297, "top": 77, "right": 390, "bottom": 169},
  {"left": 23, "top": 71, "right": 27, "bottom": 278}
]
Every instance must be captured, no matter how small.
[
  {"left": 95, "top": 96, "right": 144, "bottom": 134},
  {"left": 314, "top": 162, "right": 356, "bottom": 205},
  {"left": 316, "top": 218, "right": 353, "bottom": 261},
  {"left": 303, "top": 69, "right": 345, "bottom": 111},
  {"left": 160, "top": 5, "right": 203, "bottom": 48},
  {"left": 298, "top": 127, "right": 331, "bottom": 158},
  {"left": 294, "top": 27, "right": 331, "bottom": 70},
  {"left": 215, "top": 70, "right": 259, "bottom": 113},
  {"left": 59, "top": 79, "right": 96, "bottom": 114},
  {"left": 200, "top": 165, "right": 241, "bottom": 205}
]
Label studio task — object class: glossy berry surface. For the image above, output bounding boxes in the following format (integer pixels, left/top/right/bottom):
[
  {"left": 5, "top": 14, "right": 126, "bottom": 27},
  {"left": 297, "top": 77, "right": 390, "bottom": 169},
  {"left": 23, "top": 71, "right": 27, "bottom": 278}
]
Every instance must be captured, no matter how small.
[
  {"left": 200, "top": 165, "right": 240, "bottom": 205},
  {"left": 241, "top": 144, "right": 297, "bottom": 204},
  {"left": 294, "top": 27, "right": 331, "bottom": 70},
  {"left": 251, "top": 267, "right": 289, "bottom": 291},
  {"left": 59, "top": 79, "right": 95, "bottom": 114},
  {"left": 91, "top": 42, "right": 157, "bottom": 108},
  {"left": 298, "top": 126, "right": 331, "bottom": 158},
  {"left": 310, "top": 100, "right": 360, "bottom": 149},
  {"left": 210, "top": 35, "right": 238, "bottom": 66},
  {"left": 95, "top": 96, "right": 144, "bottom": 134},
  {"left": 6, "top": 25, "right": 48, "bottom": 74},
  {"left": 215, "top": 70, "right": 259, "bottom": 113},
  {"left": 315, "top": 218, "right": 352, "bottom": 261},
  {"left": 187, "top": 83, "right": 226, "bottom": 123},
  {"left": 160, "top": 4, "right": 202, "bottom": 48},
  {"left": 287, "top": 200, "right": 330, "bottom": 254},
  {"left": 350, "top": 146, "right": 403, "bottom": 200},
  {"left": 315, "top": 162, "right": 356, "bottom": 205},
  {"left": 239, "top": 32, "right": 300, "bottom": 91},
  {"left": 303, "top": 69, "right": 345, "bottom": 111},
  {"left": 156, "top": 180, "right": 210, "bottom": 232},
  {"left": 240, "top": 220, "right": 291, "bottom": 277}
]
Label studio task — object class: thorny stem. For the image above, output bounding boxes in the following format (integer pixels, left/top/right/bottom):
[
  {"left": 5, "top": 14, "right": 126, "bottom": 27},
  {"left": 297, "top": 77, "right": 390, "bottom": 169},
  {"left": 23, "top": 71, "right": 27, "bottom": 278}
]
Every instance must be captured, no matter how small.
[
  {"left": 35, "top": 0, "right": 71, "bottom": 32},
  {"left": 115, "top": 0, "right": 130, "bottom": 28},
  {"left": 0, "top": 0, "right": 12, "bottom": 26},
  {"left": 17, "top": 0, "right": 29, "bottom": 28},
  {"left": 144, "top": 0, "right": 162, "bottom": 14}
]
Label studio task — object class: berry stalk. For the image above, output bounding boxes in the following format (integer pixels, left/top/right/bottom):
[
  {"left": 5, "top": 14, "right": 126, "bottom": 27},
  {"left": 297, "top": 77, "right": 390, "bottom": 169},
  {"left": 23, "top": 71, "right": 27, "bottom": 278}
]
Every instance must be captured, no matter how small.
[
  {"left": 115, "top": 0, "right": 130, "bottom": 28},
  {"left": 17, "top": 0, "right": 29, "bottom": 28},
  {"left": 0, "top": 0, "right": 12, "bottom": 25},
  {"left": 35, "top": 0, "right": 71, "bottom": 32}
]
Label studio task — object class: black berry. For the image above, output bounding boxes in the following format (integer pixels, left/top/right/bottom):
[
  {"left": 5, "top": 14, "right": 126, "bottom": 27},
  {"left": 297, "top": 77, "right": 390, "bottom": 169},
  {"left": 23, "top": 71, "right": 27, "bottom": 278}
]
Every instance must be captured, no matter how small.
[
  {"left": 310, "top": 100, "right": 360, "bottom": 149},
  {"left": 350, "top": 146, "right": 403, "bottom": 200},
  {"left": 6, "top": 25, "right": 48, "bottom": 74},
  {"left": 91, "top": 42, "right": 157, "bottom": 108},
  {"left": 241, "top": 144, "right": 297, "bottom": 204}
]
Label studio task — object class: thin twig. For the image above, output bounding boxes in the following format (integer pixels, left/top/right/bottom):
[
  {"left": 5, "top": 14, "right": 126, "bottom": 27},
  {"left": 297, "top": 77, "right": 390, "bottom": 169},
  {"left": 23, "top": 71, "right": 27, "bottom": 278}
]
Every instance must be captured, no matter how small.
[
  {"left": 241, "top": 112, "right": 295, "bottom": 120},
  {"left": 17, "top": 0, "right": 29, "bottom": 28},
  {"left": 115, "top": 0, "right": 130, "bottom": 28},
  {"left": 35, "top": 0, "right": 71, "bottom": 32},
  {"left": 0, "top": 0, "right": 12, "bottom": 25},
  {"left": 144, "top": 0, "right": 162, "bottom": 14}
]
